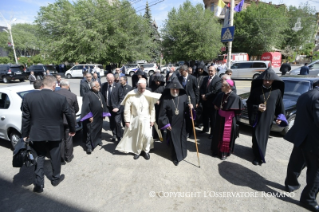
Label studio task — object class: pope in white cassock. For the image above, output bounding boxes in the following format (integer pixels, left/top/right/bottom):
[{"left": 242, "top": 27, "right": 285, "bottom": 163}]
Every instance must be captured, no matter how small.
[{"left": 115, "top": 78, "right": 161, "bottom": 160}]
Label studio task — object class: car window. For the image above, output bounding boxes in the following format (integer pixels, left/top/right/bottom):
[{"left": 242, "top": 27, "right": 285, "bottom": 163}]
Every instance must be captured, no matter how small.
[
  {"left": 252, "top": 62, "right": 267, "bottom": 68},
  {"left": 284, "top": 80, "right": 310, "bottom": 96},
  {"left": 10, "top": 67, "right": 24, "bottom": 72},
  {"left": 0, "top": 93, "right": 10, "bottom": 109},
  {"left": 311, "top": 61, "right": 319, "bottom": 69},
  {"left": 143, "top": 64, "right": 153, "bottom": 68},
  {"left": 239, "top": 63, "right": 252, "bottom": 69},
  {"left": 231, "top": 64, "right": 239, "bottom": 69},
  {"left": 44, "top": 66, "right": 56, "bottom": 71},
  {"left": 17, "top": 90, "right": 37, "bottom": 99}
]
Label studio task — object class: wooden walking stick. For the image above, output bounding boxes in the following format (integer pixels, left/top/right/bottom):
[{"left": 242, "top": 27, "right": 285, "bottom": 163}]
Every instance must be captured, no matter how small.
[{"left": 188, "top": 96, "right": 200, "bottom": 168}]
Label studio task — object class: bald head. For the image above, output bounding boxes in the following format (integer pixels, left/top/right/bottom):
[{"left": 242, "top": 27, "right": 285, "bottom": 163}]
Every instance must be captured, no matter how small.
[{"left": 107, "top": 73, "right": 114, "bottom": 85}]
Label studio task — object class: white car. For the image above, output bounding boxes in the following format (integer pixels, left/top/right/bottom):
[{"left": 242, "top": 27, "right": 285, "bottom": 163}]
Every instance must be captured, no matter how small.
[
  {"left": 0, "top": 85, "right": 83, "bottom": 149},
  {"left": 142, "top": 63, "right": 158, "bottom": 76},
  {"left": 161, "top": 64, "right": 179, "bottom": 74},
  {"left": 65, "top": 64, "right": 105, "bottom": 78}
]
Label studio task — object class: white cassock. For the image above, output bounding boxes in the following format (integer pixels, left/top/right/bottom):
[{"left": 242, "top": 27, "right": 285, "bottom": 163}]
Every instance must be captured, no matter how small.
[{"left": 116, "top": 89, "right": 161, "bottom": 155}]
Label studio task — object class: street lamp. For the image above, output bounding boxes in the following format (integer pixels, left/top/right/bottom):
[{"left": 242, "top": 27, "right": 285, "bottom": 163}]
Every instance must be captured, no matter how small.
[{"left": 0, "top": 13, "right": 18, "bottom": 64}]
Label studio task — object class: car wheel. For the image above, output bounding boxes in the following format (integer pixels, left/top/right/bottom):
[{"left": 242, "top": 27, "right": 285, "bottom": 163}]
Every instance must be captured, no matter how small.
[
  {"left": 253, "top": 74, "right": 260, "bottom": 79},
  {"left": 219, "top": 73, "right": 225, "bottom": 78},
  {"left": 10, "top": 130, "right": 21, "bottom": 149},
  {"left": 19, "top": 78, "right": 25, "bottom": 82},
  {"left": 129, "top": 72, "right": 135, "bottom": 77},
  {"left": 149, "top": 71, "right": 154, "bottom": 76},
  {"left": 2, "top": 76, "right": 8, "bottom": 83},
  {"left": 67, "top": 74, "right": 72, "bottom": 79},
  {"left": 281, "top": 114, "right": 296, "bottom": 136}
]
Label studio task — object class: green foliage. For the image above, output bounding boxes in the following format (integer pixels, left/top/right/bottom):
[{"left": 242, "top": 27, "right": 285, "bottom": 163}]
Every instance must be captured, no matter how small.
[
  {"left": 233, "top": 2, "right": 289, "bottom": 56},
  {"left": 299, "top": 43, "right": 315, "bottom": 56},
  {"left": 143, "top": 1, "right": 152, "bottom": 23},
  {"left": 0, "top": 57, "right": 11, "bottom": 64},
  {"left": 162, "top": 0, "right": 223, "bottom": 61},
  {"left": 283, "top": 3, "right": 317, "bottom": 49},
  {"left": 35, "top": 0, "right": 154, "bottom": 64}
]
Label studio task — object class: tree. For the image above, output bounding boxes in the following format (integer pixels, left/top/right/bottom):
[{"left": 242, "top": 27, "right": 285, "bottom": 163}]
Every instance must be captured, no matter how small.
[
  {"left": 35, "top": 0, "right": 154, "bottom": 64},
  {"left": 232, "top": 2, "right": 289, "bottom": 56},
  {"left": 283, "top": 3, "right": 317, "bottom": 50},
  {"left": 161, "top": 0, "right": 223, "bottom": 62},
  {"left": 143, "top": 1, "right": 152, "bottom": 23}
]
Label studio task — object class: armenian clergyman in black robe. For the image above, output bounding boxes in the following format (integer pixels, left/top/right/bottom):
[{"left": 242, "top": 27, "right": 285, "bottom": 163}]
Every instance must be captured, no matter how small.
[
  {"left": 246, "top": 68, "right": 288, "bottom": 165},
  {"left": 81, "top": 81, "right": 110, "bottom": 154},
  {"left": 211, "top": 79, "right": 243, "bottom": 160},
  {"left": 158, "top": 78, "right": 194, "bottom": 166}
]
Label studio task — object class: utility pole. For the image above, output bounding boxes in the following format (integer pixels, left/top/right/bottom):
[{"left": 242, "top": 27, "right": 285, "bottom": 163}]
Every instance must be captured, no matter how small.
[{"left": 227, "top": 0, "right": 235, "bottom": 69}]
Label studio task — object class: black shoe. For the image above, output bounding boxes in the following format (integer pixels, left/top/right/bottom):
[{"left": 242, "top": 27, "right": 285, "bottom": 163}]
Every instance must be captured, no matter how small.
[
  {"left": 66, "top": 155, "right": 74, "bottom": 163},
  {"left": 134, "top": 154, "right": 140, "bottom": 160},
  {"left": 110, "top": 137, "right": 116, "bottom": 141},
  {"left": 208, "top": 134, "right": 213, "bottom": 139},
  {"left": 33, "top": 185, "right": 43, "bottom": 193},
  {"left": 285, "top": 184, "right": 300, "bottom": 192},
  {"left": 86, "top": 148, "right": 92, "bottom": 154},
  {"left": 117, "top": 137, "right": 122, "bottom": 142},
  {"left": 98, "top": 142, "right": 103, "bottom": 146},
  {"left": 300, "top": 202, "right": 319, "bottom": 212},
  {"left": 252, "top": 159, "right": 261, "bottom": 166},
  {"left": 173, "top": 160, "right": 179, "bottom": 166},
  {"left": 51, "top": 174, "right": 65, "bottom": 187},
  {"left": 143, "top": 152, "right": 150, "bottom": 160}
]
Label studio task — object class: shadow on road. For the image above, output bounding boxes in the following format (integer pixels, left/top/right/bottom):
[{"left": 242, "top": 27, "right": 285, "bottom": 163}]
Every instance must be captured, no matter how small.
[{"left": 218, "top": 161, "right": 300, "bottom": 206}]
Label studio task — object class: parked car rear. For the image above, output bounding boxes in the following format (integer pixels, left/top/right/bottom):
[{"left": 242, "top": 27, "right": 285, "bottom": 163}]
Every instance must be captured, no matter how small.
[
  {"left": 0, "top": 64, "right": 26, "bottom": 83},
  {"left": 218, "top": 61, "right": 274, "bottom": 79}
]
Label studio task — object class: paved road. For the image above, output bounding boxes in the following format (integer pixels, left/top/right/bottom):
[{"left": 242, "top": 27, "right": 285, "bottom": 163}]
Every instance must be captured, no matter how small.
[{"left": 0, "top": 73, "right": 309, "bottom": 211}]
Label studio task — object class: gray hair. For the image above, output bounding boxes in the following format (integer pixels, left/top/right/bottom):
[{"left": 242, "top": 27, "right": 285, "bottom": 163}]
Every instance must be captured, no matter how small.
[
  {"left": 60, "top": 80, "right": 69, "bottom": 87},
  {"left": 90, "top": 81, "right": 97, "bottom": 89},
  {"left": 180, "top": 65, "right": 189, "bottom": 72}
]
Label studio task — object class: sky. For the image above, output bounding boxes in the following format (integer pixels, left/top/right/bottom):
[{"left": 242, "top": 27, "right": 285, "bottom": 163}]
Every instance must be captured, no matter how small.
[{"left": 0, "top": 0, "right": 318, "bottom": 30}]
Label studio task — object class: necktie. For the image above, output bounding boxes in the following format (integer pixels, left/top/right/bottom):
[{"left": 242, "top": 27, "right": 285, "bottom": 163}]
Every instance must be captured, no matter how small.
[
  {"left": 207, "top": 76, "right": 212, "bottom": 88},
  {"left": 108, "top": 85, "right": 112, "bottom": 106},
  {"left": 182, "top": 77, "right": 187, "bottom": 87}
]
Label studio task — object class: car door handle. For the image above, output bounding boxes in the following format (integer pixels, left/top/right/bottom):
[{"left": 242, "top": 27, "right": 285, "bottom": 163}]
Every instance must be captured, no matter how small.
[{"left": 1, "top": 116, "right": 5, "bottom": 120}]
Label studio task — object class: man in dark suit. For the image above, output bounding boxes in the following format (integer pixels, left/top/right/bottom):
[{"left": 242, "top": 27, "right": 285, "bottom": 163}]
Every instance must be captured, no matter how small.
[
  {"left": 280, "top": 62, "right": 291, "bottom": 76},
  {"left": 101, "top": 73, "right": 124, "bottom": 141},
  {"left": 80, "top": 72, "right": 92, "bottom": 97},
  {"left": 284, "top": 80, "right": 319, "bottom": 211},
  {"left": 21, "top": 76, "right": 76, "bottom": 193},
  {"left": 178, "top": 65, "right": 199, "bottom": 138},
  {"left": 200, "top": 66, "right": 222, "bottom": 138},
  {"left": 92, "top": 72, "right": 101, "bottom": 87},
  {"left": 119, "top": 76, "right": 132, "bottom": 127},
  {"left": 55, "top": 80, "right": 79, "bottom": 163}
]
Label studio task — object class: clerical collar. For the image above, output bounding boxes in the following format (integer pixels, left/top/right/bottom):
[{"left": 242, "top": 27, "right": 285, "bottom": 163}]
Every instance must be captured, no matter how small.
[{"left": 262, "top": 85, "right": 272, "bottom": 89}]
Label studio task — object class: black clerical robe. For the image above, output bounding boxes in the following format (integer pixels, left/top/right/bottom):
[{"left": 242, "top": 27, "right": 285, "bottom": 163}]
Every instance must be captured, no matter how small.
[
  {"left": 246, "top": 87, "right": 284, "bottom": 162},
  {"left": 158, "top": 94, "right": 189, "bottom": 162},
  {"left": 81, "top": 91, "right": 108, "bottom": 149},
  {"left": 211, "top": 92, "right": 243, "bottom": 156}
]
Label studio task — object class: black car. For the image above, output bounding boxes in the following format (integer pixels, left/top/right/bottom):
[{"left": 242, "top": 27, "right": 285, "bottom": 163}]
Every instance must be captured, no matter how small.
[
  {"left": 0, "top": 64, "right": 26, "bottom": 83},
  {"left": 239, "top": 76, "right": 319, "bottom": 135},
  {"left": 26, "top": 64, "right": 58, "bottom": 79}
]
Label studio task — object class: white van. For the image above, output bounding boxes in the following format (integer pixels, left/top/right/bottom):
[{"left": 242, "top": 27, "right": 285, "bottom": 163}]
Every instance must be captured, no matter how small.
[{"left": 65, "top": 64, "right": 105, "bottom": 78}]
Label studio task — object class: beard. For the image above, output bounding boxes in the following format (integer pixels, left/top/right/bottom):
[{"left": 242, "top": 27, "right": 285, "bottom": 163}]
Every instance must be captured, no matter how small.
[{"left": 170, "top": 90, "right": 179, "bottom": 97}]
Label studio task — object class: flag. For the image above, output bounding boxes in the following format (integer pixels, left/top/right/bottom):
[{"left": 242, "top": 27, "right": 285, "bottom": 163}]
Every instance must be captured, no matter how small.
[
  {"left": 234, "top": 0, "right": 245, "bottom": 12},
  {"left": 215, "top": 0, "right": 226, "bottom": 17}
]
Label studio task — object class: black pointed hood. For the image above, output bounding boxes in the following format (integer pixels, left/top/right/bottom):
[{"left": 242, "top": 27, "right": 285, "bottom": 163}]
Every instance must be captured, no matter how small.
[
  {"left": 132, "top": 70, "right": 148, "bottom": 88},
  {"left": 250, "top": 68, "right": 284, "bottom": 96},
  {"left": 193, "top": 61, "right": 208, "bottom": 77},
  {"left": 162, "top": 77, "right": 186, "bottom": 96}
]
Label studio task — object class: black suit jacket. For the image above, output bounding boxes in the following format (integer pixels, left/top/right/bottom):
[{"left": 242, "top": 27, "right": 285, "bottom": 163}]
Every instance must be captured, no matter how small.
[
  {"left": 80, "top": 80, "right": 91, "bottom": 97},
  {"left": 101, "top": 82, "right": 124, "bottom": 113},
  {"left": 284, "top": 87, "right": 319, "bottom": 152},
  {"left": 120, "top": 84, "right": 133, "bottom": 97},
  {"left": 21, "top": 89, "right": 76, "bottom": 141},
  {"left": 200, "top": 75, "right": 222, "bottom": 103},
  {"left": 178, "top": 74, "right": 199, "bottom": 106},
  {"left": 55, "top": 88, "right": 79, "bottom": 125}
]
